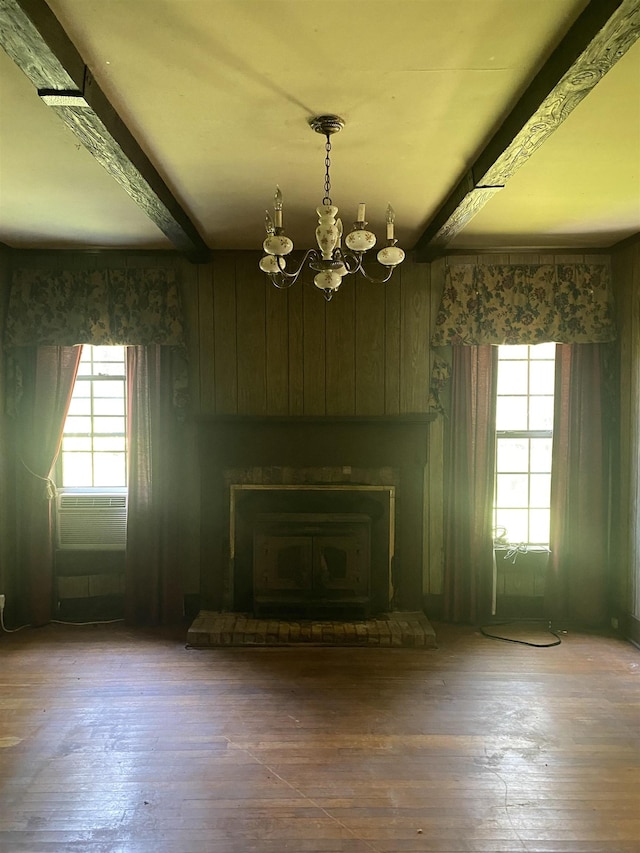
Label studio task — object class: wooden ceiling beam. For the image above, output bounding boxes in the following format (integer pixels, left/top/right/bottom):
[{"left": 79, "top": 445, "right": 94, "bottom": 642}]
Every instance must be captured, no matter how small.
[
  {"left": 0, "top": 0, "right": 211, "bottom": 262},
  {"left": 414, "top": 0, "right": 640, "bottom": 262}
]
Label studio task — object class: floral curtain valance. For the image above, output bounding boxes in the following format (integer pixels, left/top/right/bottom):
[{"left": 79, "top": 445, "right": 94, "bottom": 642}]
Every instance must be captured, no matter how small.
[
  {"left": 431, "top": 264, "right": 616, "bottom": 347},
  {"left": 4, "top": 267, "right": 185, "bottom": 347}
]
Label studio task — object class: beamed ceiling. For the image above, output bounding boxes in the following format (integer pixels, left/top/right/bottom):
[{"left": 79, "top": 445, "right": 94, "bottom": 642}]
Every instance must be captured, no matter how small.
[{"left": 0, "top": 0, "right": 639, "bottom": 262}]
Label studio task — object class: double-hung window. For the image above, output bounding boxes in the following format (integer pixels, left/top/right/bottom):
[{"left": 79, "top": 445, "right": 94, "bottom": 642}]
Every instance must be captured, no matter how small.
[
  {"left": 494, "top": 343, "right": 555, "bottom": 547},
  {"left": 60, "top": 345, "right": 128, "bottom": 489}
]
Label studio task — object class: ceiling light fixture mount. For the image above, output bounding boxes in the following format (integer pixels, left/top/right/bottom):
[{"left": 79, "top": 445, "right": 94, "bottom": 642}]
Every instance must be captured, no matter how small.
[{"left": 260, "top": 114, "right": 405, "bottom": 301}]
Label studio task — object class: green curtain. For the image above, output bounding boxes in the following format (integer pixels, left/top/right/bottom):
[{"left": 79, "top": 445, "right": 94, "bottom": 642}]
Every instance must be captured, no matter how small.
[{"left": 5, "top": 267, "right": 185, "bottom": 347}]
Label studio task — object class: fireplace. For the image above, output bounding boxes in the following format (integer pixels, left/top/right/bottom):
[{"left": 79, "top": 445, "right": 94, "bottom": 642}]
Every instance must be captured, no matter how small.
[
  {"left": 229, "top": 484, "right": 394, "bottom": 618},
  {"left": 198, "top": 416, "right": 432, "bottom": 614}
]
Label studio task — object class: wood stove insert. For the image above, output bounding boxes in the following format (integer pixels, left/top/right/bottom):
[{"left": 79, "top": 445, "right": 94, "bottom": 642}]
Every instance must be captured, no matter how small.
[
  {"left": 253, "top": 512, "right": 371, "bottom": 618},
  {"left": 230, "top": 485, "right": 394, "bottom": 617}
]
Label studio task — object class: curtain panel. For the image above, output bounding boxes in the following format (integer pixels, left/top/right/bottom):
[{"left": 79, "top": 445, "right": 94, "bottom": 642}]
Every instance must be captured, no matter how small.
[
  {"left": 3, "top": 267, "right": 188, "bottom": 627},
  {"left": 431, "top": 264, "right": 616, "bottom": 347},
  {"left": 443, "top": 346, "right": 497, "bottom": 623},
  {"left": 125, "top": 346, "right": 184, "bottom": 626},
  {"left": 14, "top": 346, "right": 82, "bottom": 626},
  {"left": 546, "top": 343, "right": 614, "bottom": 627}
]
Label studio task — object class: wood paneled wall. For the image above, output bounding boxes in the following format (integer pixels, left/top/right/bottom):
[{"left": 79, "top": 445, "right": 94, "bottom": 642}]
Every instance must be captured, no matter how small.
[
  {"left": 2, "top": 246, "right": 631, "bottom": 620},
  {"left": 0, "top": 245, "right": 14, "bottom": 602},
  {"left": 187, "top": 251, "right": 432, "bottom": 417},
  {"left": 612, "top": 236, "right": 640, "bottom": 642}
]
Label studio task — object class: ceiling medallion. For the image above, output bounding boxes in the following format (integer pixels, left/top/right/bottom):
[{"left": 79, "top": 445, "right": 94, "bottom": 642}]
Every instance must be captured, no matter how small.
[{"left": 259, "top": 115, "right": 405, "bottom": 301}]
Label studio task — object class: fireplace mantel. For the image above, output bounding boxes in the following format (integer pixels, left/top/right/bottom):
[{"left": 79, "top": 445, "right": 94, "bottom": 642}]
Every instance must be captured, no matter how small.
[{"left": 199, "top": 415, "right": 433, "bottom": 613}]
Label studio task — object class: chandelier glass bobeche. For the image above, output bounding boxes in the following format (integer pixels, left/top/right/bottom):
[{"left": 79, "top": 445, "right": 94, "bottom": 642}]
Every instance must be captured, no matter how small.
[{"left": 259, "top": 115, "right": 405, "bottom": 301}]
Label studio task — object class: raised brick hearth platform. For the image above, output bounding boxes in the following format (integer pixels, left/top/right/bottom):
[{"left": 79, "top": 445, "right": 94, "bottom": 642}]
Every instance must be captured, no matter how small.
[{"left": 187, "top": 611, "right": 437, "bottom": 648}]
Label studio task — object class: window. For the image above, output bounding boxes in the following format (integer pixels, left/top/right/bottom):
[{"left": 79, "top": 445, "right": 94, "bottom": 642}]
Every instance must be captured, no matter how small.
[
  {"left": 60, "top": 345, "right": 127, "bottom": 488},
  {"left": 494, "top": 343, "right": 555, "bottom": 546}
]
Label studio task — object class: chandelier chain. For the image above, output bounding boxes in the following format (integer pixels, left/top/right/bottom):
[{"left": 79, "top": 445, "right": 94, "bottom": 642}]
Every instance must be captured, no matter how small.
[{"left": 323, "top": 135, "right": 332, "bottom": 206}]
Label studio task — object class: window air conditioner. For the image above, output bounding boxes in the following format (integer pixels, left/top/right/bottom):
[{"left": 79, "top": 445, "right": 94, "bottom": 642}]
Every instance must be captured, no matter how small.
[{"left": 56, "top": 491, "right": 127, "bottom": 550}]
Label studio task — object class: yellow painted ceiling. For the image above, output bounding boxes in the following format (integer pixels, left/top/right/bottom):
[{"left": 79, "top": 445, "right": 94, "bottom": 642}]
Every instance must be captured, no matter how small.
[{"left": 1, "top": 0, "right": 638, "bottom": 253}]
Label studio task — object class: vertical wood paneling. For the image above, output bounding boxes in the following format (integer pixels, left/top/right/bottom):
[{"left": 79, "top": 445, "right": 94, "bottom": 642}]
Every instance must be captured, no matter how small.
[
  {"left": 302, "top": 276, "right": 326, "bottom": 415},
  {"left": 612, "top": 241, "right": 640, "bottom": 623},
  {"left": 632, "top": 244, "right": 640, "bottom": 618},
  {"left": 0, "top": 247, "right": 14, "bottom": 601},
  {"left": 180, "top": 259, "right": 201, "bottom": 412},
  {"left": 424, "top": 257, "right": 446, "bottom": 598},
  {"left": 355, "top": 277, "right": 385, "bottom": 415},
  {"left": 287, "top": 281, "right": 304, "bottom": 415},
  {"left": 265, "top": 281, "right": 290, "bottom": 415},
  {"left": 384, "top": 273, "right": 401, "bottom": 415},
  {"left": 212, "top": 252, "right": 238, "bottom": 415},
  {"left": 325, "top": 281, "right": 355, "bottom": 415},
  {"left": 235, "top": 253, "right": 267, "bottom": 415},
  {"left": 399, "top": 257, "right": 431, "bottom": 413},
  {"left": 196, "top": 262, "right": 216, "bottom": 414}
]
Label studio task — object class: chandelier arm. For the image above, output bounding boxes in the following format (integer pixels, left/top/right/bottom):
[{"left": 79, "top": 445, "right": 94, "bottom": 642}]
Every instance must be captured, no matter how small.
[
  {"left": 269, "top": 273, "right": 297, "bottom": 290},
  {"left": 334, "top": 249, "right": 363, "bottom": 275},
  {"left": 356, "top": 264, "right": 396, "bottom": 285},
  {"left": 274, "top": 248, "right": 322, "bottom": 280}
]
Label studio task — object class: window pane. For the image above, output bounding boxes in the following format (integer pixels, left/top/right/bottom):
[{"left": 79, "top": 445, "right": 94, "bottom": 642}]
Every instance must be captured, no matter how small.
[
  {"left": 495, "top": 509, "right": 528, "bottom": 544},
  {"left": 530, "top": 342, "right": 556, "bottom": 359},
  {"left": 529, "top": 510, "right": 551, "bottom": 544},
  {"left": 497, "top": 361, "right": 528, "bottom": 395},
  {"left": 62, "top": 437, "right": 92, "bottom": 451},
  {"left": 93, "top": 436, "right": 126, "bottom": 452},
  {"left": 93, "top": 398, "right": 125, "bottom": 416},
  {"left": 530, "top": 361, "right": 555, "bottom": 394},
  {"left": 62, "top": 453, "right": 93, "bottom": 486},
  {"left": 93, "top": 417, "right": 125, "bottom": 434},
  {"left": 93, "top": 454, "right": 126, "bottom": 487},
  {"left": 92, "top": 345, "right": 125, "bottom": 362},
  {"left": 93, "top": 362, "right": 126, "bottom": 377},
  {"left": 497, "top": 438, "right": 529, "bottom": 473},
  {"left": 71, "top": 379, "right": 92, "bottom": 397},
  {"left": 498, "top": 345, "right": 529, "bottom": 360},
  {"left": 530, "top": 474, "right": 551, "bottom": 507},
  {"left": 496, "top": 473, "right": 529, "bottom": 507},
  {"left": 530, "top": 439, "right": 552, "bottom": 472},
  {"left": 65, "top": 416, "right": 92, "bottom": 434},
  {"left": 529, "top": 396, "right": 554, "bottom": 430},
  {"left": 67, "top": 398, "right": 91, "bottom": 416},
  {"left": 496, "top": 397, "right": 528, "bottom": 430},
  {"left": 94, "top": 380, "right": 125, "bottom": 398}
]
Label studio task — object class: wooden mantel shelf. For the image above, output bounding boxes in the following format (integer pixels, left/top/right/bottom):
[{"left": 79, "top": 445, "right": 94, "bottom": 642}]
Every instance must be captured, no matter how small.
[{"left": 197, "top": 413, "right": 436, "bottom": 425}]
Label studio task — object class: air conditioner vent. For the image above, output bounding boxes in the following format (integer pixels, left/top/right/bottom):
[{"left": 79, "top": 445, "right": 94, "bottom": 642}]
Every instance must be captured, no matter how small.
[{"left": 56, "top": 492, "right": 127, "bottom": 550}]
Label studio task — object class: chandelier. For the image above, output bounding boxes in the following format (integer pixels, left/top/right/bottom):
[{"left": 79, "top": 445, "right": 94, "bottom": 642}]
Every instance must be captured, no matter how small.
[{"left": 259, "top": 115, "right": 405, "bottom": 301}]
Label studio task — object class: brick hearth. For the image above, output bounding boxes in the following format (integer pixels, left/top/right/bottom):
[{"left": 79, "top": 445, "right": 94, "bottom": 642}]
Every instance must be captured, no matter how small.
[{"left": 187, "top": 611, "right": 437, "bottom": 648}]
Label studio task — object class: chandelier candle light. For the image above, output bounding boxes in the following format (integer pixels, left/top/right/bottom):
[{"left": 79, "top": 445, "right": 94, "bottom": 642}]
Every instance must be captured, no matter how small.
[{"left": 259, "top": 115, "right": 405, "bottom": 301}]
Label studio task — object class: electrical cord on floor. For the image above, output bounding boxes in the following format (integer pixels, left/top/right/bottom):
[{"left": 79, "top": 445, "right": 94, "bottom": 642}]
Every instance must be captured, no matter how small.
[
  {"left": 480, "top": 620, "right": 562, "bottom": 647},
  {"left": 0, "top": 610, "right": 30, "bottom": 633},
  {"left": 1, "top": 610, "right": 124, "bottom": 632},
  {"left": 50, "top": 618, "right": 124, "bottom": 626}
]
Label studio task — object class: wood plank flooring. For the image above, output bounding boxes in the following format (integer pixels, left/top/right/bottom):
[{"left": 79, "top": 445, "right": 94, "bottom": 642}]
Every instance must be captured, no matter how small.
[{"left": 0, "top": 622, "right": 638, "bottom": 853}]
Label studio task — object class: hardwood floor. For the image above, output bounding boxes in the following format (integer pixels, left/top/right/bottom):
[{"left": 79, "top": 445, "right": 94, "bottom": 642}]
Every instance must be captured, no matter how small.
[{"left": 0, "top": 622, "right": 638, "bottom": 853}]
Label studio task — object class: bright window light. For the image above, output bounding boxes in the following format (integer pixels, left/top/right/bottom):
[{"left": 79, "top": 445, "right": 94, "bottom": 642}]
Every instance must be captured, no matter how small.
[
  {"left": 60, "top": 346, "right": 127, "bottom": 488},
  {"left": 494, "top": 343, "right": 555, "bottom": 547}
]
